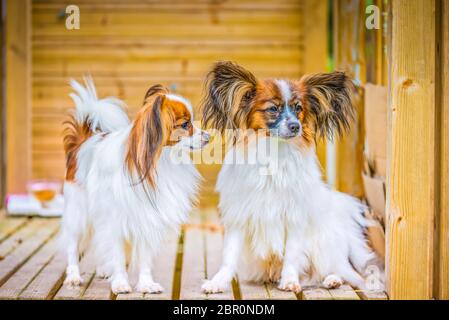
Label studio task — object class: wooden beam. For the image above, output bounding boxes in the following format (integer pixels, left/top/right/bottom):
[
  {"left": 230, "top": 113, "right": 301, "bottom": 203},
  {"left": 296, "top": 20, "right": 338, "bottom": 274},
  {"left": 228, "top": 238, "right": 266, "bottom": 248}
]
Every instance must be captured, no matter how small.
[
  {"left": 333, "top": 0, "right": 365, "bottom": 198},
  {"left": 437, "top": 0, "right": 449, "bottom": 300},
  {"left": 335, "top": 90, "right": 365, "bottom": 198},
  {"left": 0, "top": 2, "right": 5, "bottom": 207},
  {"left": 386, "top": 0, "right": 438, "bottom": 299},
  {"left": 373, "top": 0, "right": 389, "bottom": 86},
  {"left": 5, "top": 0, "right": 31, "bottom": 194},
  {"left": 302, "top": 0, "right": 329, "bottom": 178},
  {"left": 302, "top": 0, "right": 329, "bottom": 74}
]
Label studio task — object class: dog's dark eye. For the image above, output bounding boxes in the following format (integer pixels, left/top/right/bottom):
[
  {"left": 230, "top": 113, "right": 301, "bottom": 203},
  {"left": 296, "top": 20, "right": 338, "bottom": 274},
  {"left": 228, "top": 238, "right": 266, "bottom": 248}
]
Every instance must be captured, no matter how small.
[
  {"left": 266, "top": 106, "right": 279, "bottom": 113},
  {"left": 293, "top": 103, "right": 302, "bottom": 112},
  {"left": 181, "top": 121, "right": 191, "bottom": 130}
]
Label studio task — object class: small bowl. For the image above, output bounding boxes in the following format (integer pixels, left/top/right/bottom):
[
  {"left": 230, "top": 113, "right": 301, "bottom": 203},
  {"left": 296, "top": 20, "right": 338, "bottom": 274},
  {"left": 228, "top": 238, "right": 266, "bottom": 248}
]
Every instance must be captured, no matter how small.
[{"left": 27, "top": 180, "right": 62, "bottom": 207}]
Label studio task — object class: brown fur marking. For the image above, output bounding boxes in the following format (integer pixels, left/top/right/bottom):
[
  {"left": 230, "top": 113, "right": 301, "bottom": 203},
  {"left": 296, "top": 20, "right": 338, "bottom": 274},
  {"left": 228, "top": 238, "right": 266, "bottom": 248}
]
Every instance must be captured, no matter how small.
[
  {"left": 63, "top": 115, "right": 93, "bottom": 181},
  {"left": 126, "top": 85, "right": 193, "bottom": 188},
  {"left": 201, "top": 61, "right": 356, "bottom": 146}
]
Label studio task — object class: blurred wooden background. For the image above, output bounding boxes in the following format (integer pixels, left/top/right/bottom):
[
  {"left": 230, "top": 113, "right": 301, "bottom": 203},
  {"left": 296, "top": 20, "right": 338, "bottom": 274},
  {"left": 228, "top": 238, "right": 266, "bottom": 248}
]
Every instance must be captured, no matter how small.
[
  {"left": 7, "top": 0, "right": 329, "bottom": 207},
  {"left": 2, "top": 0, "right": 449, "bottom": 300}
]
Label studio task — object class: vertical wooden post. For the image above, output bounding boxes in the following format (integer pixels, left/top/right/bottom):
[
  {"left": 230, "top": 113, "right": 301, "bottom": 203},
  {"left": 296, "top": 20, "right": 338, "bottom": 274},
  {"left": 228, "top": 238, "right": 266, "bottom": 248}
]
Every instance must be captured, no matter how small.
[
  {"left": 302, "top": 0, "right": 329, "bottom": 177},
  {"left": 386, "top": 0, "right": 439, "bottom": 299},
  {"left": 333, "top": 0, "right": 365, "bottom": 198},
  {"left": 373, "top": 0, "right": 389, "bottom": 86},
  {"left": 437, "top": 0, "right": 449, "bottom": 300},
  {"left": 5, "top": 0, "right": 31, "bottom": 194},
  {"left": 0, "top": 2, "right": 5, "bottom": 207}
]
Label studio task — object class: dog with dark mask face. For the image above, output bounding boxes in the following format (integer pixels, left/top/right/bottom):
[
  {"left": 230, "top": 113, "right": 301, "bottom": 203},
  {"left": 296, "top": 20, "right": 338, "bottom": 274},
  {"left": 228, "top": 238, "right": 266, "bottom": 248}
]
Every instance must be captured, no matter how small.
[{"left": 201, "top": 61, "right": 380, "bottom": 294}]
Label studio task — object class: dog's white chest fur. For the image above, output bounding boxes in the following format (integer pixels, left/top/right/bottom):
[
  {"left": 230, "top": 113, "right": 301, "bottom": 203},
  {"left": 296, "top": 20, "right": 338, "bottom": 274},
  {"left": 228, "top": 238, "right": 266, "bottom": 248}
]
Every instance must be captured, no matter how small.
[
  {"left": 216, "top": 136, "right": 372, "bottom": 285},
  {"left": 78, "top": 129, "right": 200, "bottom": 245},
  {"left": 217, "top": 137, "right": 325, "bottom": 259}
]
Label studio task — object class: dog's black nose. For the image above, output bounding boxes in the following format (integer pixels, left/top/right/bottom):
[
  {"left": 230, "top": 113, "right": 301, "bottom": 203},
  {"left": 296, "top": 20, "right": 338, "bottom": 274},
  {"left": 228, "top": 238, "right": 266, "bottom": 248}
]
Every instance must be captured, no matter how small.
[{"left": 288, "top": 122, "right": 300, "bottom": 134}]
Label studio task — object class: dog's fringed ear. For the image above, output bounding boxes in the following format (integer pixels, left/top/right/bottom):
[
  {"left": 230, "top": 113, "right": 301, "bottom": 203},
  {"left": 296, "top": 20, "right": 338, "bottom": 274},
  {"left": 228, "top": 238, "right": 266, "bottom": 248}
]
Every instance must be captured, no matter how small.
[
  {"left": 201, "top": 61, "right": 258, "bottom": 132},
  {"left": 143, "top": 84, "right": 168, "bottom": 103},
  {"left": 300, "top": 72, "right": 357, "bottom": 139},
  {"left": 127, "top": 94, "right": 168, "bottom": 188}
]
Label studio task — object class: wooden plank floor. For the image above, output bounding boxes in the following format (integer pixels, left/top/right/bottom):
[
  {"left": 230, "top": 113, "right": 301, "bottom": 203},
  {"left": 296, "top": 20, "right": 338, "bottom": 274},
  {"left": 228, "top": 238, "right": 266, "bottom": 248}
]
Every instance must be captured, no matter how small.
[{"left": 0, "top": 214, "right": 388, "bottom": 300}]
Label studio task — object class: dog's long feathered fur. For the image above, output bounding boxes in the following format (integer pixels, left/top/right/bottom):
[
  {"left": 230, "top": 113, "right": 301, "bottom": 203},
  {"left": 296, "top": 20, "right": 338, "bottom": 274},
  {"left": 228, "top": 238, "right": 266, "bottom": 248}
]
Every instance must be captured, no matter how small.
[
  {"left": 201, "top": 61, "right": 357, "bottom": 140},
  {"left": 60, "top": 77, "right": 204, "bottom": 294},
  {"left": 300, "top": 72, "right": 356, "bottom": 139},
  {"left": 202, "top": 61, "right": 257, "bottom": 132},
  {"left": 201, "top": 61, "right": 380, "bottom": 294}
]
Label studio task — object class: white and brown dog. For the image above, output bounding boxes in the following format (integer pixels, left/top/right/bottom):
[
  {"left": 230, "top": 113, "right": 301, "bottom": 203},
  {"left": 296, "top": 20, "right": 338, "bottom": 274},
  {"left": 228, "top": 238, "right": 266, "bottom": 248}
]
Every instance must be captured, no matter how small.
[
  {"left": 201, "top": 61, "right": 378, "bottom": 294},
  {"left": 60, "top": 78, "right": 209, "bottom": 294}
]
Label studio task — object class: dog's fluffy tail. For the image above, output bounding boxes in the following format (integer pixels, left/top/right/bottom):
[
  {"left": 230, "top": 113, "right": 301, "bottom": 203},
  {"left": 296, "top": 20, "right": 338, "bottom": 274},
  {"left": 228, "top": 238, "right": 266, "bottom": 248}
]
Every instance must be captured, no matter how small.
[
  {"left": 69, "top": 76, "right": 130, "bottom": 133},
  {"left": 63, "top": 76, "right": 130, "bottom": 180}
]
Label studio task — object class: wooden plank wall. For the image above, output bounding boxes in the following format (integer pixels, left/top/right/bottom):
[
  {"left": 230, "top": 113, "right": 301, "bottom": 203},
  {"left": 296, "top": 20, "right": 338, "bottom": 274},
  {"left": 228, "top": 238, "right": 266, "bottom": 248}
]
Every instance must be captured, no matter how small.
[
  {"left": 31, "top": 0, "right": 305, "bottom": 183},
  {"left": 332, "top": 0, "right": 391, "bottom": 199},
  {"left": 302, "top": 0, "right": 329, "bottom": 172},
  {"left": 365, "top": 0, "right": 389, "bottom": 86},
  {"left": 386, "top": 0, "right": 447, "bottom": 299},
  {"left": 332, "top": 0, "right": 365, "bottom": 198},
  {"left": 375, "top": 0, "right": 388, "bottom": 86},
  {"left": 5, "top": 0, "right": 32, "bottom": 193}
]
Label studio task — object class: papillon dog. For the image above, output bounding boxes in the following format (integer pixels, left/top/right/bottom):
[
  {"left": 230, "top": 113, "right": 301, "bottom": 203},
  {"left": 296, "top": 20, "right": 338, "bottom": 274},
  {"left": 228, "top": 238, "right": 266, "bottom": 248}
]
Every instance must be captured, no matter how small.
[
  {"left": 60, "top": 78, "right": 209, "bottom": 294},
  {"left": 200, "top": 61, "right": 378, "bottom": 294}
]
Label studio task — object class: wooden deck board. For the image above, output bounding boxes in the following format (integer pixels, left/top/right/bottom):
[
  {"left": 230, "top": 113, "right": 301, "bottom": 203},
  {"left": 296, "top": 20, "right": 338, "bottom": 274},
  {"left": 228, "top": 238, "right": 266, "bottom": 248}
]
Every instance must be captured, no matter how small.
[
  {"left": 0, "top": 218, "right": 47, "bottom": 259},
  {"left": 201, "top": 208, "right": 235, "bottom": 300},
  {"left": 0, "top": 236, "right": 57, "bottom": 299},
  {"left": 0, "top": 219, "right": 59, "bottom": 287},
  {"left": 239, "top": 280, "right": 270, "bottom": 300},
  {"left": 82, "top": 276, "right": 113, "bottom": 300},
  {"left": 265, "top": 283, "right": 297, "bottom": 300},
  {"left": 0, "top": 217, "right": 29, "bottom": 244},
  {"left": 328, "top": 285, "right": 360, "bottom": 300},
  {"left": 146, "top": 232, "right": 179, "bottom": 300},
  {"left": 19, "top": 250, "right": 66, "bottom": 300},
  {"left": 54, "top": 250, "right": 96, "bottom": 300},
  {"left": 204, "top": 230, "right": 233, "bottom": 300},
  {"left": 301, "top": 287, "right": 333, "bottom": 300},
  {"left": 115, "top": 290, "right": 143, "bottom": 300},
  {"left": 179, "top": 227, "right": 207, "bottom": 300},
  {"left": 0, "top": 216, "right": 387, "bottom": 300},
  {"left": 116, "top": 231, "right": 179, "bottom": 300},
  {"left": 357, "top": 289, "right": 388, "bottom": 300}
]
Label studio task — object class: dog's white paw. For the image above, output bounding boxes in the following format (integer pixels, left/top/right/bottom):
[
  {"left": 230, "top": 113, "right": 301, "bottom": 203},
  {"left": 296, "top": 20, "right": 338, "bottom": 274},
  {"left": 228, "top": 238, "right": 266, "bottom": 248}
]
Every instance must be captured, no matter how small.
[
  {"left": 278, "top": 279, "right": 302, "bottom": 293},
  {"left": 64, "top": 273, "right": 83, "bottom": 287},
  {"left": 111, "top": 278, "right": 132, "bottom": 294},
  {"left": 135, "top": 281, "right": 164, "bottom": 294},
  {"left": 322, "top": 274, "right": 343, "bottom": 289},
  {"left": 64, "top": 265, "right": 82, "bottom": 287},
  {"left": 202, "top": 280, "right": 227, "bottom": 294},
  {"left": 96, "top": 267, "right": 111, "bottom": 279}
]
